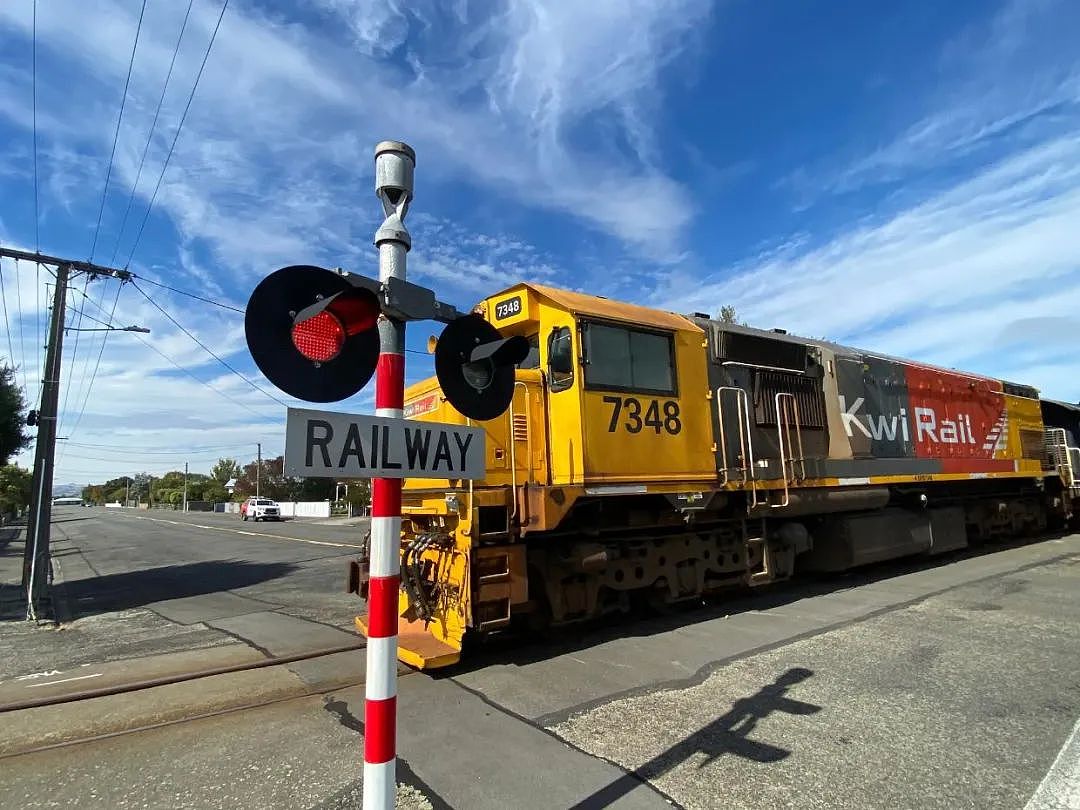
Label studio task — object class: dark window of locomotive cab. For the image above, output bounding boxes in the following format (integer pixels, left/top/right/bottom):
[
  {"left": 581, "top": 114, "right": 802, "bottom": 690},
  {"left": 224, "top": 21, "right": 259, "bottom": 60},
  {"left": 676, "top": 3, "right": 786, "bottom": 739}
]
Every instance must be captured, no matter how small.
[
  {"left": 548, "top": 327, "right": 574, "bottom": 392},
  {"left": 582, "top": 321, "right": 676, "bottom": 395},
  {"left": 518, "top": 334, "right": 540, "bottom": 369}
]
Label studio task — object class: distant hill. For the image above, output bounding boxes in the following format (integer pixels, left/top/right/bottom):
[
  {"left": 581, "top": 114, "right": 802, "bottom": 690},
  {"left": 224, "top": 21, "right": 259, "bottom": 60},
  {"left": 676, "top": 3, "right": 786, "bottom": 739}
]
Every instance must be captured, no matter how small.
[{"left": 52, "top": 483, "right": 83, "bottom": 497}]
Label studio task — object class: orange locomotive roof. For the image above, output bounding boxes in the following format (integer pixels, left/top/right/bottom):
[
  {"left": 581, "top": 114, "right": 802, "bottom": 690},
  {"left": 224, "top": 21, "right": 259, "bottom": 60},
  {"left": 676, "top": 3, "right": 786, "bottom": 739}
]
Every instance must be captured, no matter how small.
[{"left": 490, "top": 283, "right": 702, "bottom": 334}]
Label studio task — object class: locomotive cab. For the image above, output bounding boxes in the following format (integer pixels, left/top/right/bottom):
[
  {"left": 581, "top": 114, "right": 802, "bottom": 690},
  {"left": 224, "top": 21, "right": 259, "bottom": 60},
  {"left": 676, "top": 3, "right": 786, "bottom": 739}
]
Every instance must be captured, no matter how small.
[{"left": 359, "top": 283, "right": 719, "bottom": 668}]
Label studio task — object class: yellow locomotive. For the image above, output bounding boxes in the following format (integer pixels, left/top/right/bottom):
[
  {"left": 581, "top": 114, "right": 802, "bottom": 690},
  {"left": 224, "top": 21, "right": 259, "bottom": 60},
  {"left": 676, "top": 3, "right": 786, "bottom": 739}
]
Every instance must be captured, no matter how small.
[{"left": 353, "top": 282, "right": 1080, "bottom": 669}]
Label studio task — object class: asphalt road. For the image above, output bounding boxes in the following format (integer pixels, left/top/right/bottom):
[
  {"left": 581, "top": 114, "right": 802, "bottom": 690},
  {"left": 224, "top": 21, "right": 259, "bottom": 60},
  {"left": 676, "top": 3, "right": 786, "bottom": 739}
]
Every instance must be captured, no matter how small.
[
  {"left": 2, "top": 511, "right": 1079, "bottom": 808},
  {"left": 1, "top": 506, "right": 371, "bottom": 680}
]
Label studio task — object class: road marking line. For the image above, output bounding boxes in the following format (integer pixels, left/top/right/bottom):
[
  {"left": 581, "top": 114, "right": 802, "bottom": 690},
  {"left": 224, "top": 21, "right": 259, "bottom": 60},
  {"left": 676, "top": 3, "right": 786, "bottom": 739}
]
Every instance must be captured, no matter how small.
[
  {"left": 1025, "top": 715, "right": 1080, "bottom": 810},
  {"left": 25, "top": 673, "right": 103, "bottom": 688},
  {"left": 124, "top": 514, "right": 365, "bottom": 549},
  {"left": 15, "top": 669, "right": 62, "bottom": 681}
]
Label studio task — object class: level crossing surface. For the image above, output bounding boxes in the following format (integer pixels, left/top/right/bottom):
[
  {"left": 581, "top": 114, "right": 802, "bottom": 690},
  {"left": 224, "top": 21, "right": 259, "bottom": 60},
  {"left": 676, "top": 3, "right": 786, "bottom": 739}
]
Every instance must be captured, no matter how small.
[{"left": 1, "top": 511, "right": 1078, "bottom": 808}]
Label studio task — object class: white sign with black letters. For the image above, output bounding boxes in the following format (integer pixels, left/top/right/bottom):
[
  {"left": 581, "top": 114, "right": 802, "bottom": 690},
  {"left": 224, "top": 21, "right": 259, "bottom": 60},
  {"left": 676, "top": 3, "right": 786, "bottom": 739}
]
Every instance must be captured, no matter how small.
[{"left": 284, "top": 407, "right": 485, "bottom": 480}]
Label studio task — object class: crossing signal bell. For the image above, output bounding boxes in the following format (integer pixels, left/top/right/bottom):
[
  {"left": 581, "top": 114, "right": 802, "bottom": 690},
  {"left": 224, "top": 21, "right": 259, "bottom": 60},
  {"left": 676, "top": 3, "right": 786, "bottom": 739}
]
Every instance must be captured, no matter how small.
[{"left": 245, "top": 264, "right": 529, "bottom": 420}]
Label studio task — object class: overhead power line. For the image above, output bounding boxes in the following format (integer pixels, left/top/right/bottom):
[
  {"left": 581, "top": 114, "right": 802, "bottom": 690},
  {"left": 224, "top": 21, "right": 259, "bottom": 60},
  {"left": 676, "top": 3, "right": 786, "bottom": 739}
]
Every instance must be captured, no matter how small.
[
  {"left": 125, "top": 0, "right": 230, "bottom": 269},
  {"left": 110, "top": 0, "right": 196, "bottom": 266},
  {"left": 131, "top": 280, "right": 287, "bottom": 408},
  {"left": 89, "top": 0, "right": 148, "bottom": 263},
  {"left": 70, "top": 279, "right": 278, "bottom": 421},
  {"left": 132, "top": 273, "right": 244, "bottom": 313},
  {"left": 33, "top": 3, "right": 42, "bottom": 392},
  {"left": 58, "top": 275, "right": 91, "bottom": 433},
  {"left": 32, "top": 0, "right": 40, "bottom": 252},
  {"left": 61, "top": 450, "right": 249, "bottom": 464},
  {"left": 0, "top": 259, "right": 17, "bottom": 376},
  {"left": 13, "top": 258, "right": 28, "bottom": 395},
  {"left": 62, "top": 440, "right": 258, "bottom": 454},
  {"left": 65, "top": 283, "right": 124, "bottom": 442},
  {"left": 131, "top": 330, "right": 281, "bottom": 420}
]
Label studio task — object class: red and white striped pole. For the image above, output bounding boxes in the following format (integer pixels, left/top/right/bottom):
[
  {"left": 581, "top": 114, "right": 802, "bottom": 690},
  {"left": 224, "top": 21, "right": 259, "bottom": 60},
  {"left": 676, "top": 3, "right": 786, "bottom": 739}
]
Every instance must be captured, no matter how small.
[{"left": 365, "top": 141, "right": 415, "bottom": 810}]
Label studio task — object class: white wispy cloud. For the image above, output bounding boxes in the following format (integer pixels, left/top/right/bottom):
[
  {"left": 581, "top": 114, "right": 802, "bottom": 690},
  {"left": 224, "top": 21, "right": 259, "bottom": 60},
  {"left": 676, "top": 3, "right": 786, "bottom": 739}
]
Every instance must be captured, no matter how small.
[
  {"left": 654, "top": 0, "right": 1080, "bottom": 402},
  {"left": 1, "top": 0, "right": 706, "bottom": 479},
  {"left": 0, "top": 0, "right": 707, "bottom": 273},
  {"left": 660, "top": 131, "right": 1080, "bottom": 400}
]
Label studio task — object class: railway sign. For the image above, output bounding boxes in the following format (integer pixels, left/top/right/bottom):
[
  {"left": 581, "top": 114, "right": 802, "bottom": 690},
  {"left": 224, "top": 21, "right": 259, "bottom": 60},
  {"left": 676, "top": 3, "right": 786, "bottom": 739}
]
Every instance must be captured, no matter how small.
[{"left": 283, "top": 407, "right": 485, "bottom": 479}]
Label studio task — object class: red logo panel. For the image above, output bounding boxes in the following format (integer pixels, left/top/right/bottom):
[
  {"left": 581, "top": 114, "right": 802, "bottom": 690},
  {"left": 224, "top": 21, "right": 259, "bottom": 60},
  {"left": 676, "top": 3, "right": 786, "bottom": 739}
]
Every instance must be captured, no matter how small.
[{"left": 903, "top": 364, "right": 1012, "bottom": 472}]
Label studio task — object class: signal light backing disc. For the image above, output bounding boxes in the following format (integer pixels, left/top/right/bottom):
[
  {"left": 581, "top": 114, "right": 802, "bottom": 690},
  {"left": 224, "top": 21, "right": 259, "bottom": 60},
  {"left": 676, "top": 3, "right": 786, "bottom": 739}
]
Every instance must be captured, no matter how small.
[
  {"left": 436, "top": 314, "right": 526, "bottom": 421},
  {"left": 245, "top": 265, "right": 380, "bottom": 403}
]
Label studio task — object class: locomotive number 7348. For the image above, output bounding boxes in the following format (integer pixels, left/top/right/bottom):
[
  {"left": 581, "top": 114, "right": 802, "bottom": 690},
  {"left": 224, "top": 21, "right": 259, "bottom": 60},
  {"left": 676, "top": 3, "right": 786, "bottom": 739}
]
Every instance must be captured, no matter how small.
[{"left": 602, "top": 396, "right": 682, "bottom": 435}]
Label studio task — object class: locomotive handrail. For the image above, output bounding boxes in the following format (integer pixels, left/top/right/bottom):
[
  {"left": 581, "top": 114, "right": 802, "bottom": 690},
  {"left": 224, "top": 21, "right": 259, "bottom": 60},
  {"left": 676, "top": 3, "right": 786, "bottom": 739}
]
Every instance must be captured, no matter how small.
[
  {"left": 509, "top": 381, "right": 532, "bottom": 522},
  {"left": 715, "top": 385, "right": 760, "bottom": 508},
  {"left": 1044, "top": 428, "right": 1074, "bottom": 487},
  {"left": 772, "top": 392, "right": 805, "bottom": 509},
  {"left": 720, "top": 361, "right": 808, "bottom": 375}
]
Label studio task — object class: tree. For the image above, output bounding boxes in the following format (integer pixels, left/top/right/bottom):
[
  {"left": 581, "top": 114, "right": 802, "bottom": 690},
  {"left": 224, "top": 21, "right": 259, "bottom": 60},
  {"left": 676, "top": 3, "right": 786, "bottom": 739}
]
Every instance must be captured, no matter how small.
[
  {"left": 85, "top": 476, "right": 132, "bottom": 505},
  {"left": 232, "top": 456, "right": 335, "bottom": 502},
  {"left": 717, "top": 305, "right": 747, "bottom": 326},
  {"left": 131, "top": 472, "right": 155, "bottom": 504},
  {"left": 236, "top": 456, "right": 289, "bottom": 500},
  {"left": 82, "top": 484, "right": 106, "bottom": 505},
  {"left": 195, "top": 480, "right": 228, "bottom": 503},
  {"left": 0, "top": 362, "right": 30, "bottom": 465},
  {"left": 340, "top": 479, "right": 371, "bottom": 510},
  {"left": 0, "top": 464, "right": 32, "bottom": 520},
  {"left": 211, "top": 458, "right": 242, "bottom": 484}
]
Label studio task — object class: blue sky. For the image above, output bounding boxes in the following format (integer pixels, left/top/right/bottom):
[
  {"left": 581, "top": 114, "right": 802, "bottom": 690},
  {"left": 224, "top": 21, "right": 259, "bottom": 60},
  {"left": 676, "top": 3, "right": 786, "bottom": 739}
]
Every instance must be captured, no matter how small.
[{"left": 1, "top": 0, "right": 1079, "bottom": 482}]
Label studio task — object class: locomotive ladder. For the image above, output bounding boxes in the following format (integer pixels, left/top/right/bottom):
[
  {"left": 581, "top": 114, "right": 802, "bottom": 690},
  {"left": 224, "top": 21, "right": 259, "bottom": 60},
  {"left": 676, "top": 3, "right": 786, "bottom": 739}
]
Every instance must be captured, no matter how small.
[
  {"left": 772, "top": 392, "right": 806, "bottom": 508},
  {"left": 715, "top": 387, "right": 806, "bottom": 510},
  {"left": 715, "top": 386, "right": 761, "bottom": 507},
  {"left": 1044, "top": 427, "right": 1080, "bottom": 491}
]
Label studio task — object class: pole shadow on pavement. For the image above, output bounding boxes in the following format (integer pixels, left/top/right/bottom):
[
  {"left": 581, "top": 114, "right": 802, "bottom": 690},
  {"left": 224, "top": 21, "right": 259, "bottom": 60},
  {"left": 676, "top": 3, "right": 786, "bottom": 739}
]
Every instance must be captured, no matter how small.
[{"left": 568, "top": 667, "right": 821, "bottom": 810}]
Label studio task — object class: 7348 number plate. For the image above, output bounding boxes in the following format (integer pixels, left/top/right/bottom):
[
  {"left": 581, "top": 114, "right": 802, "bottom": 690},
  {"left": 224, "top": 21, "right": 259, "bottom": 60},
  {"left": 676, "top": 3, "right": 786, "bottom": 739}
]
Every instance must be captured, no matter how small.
[
  {"left": 494, "top": 296, "right": 522, "bottom": 321},
  {"left": 602, "top": 396, "right": 681, "bottom": 435}
]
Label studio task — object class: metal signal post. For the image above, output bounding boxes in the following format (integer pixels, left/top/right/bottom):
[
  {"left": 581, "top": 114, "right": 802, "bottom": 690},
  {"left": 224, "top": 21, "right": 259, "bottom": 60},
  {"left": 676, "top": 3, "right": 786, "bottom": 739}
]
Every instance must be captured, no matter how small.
[
  {"left": 364, "top": 140, "right": 416, "bottom": 810},
  {"left": 241, "top": 140, "right": 528, "bottom": 808}
]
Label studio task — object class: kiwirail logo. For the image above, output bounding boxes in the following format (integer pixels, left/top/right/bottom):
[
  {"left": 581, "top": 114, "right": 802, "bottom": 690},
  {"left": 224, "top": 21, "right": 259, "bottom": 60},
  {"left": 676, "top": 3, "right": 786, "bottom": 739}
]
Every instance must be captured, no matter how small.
[{"left": 838, "top": 396, "right": 1007, "bottom": 448}]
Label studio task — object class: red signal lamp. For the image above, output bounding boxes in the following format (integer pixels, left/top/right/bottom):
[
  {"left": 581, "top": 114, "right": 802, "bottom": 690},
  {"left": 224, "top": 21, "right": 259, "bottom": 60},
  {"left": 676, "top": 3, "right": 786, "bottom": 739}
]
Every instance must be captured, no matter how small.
[
  {"left": 290, "top": 289, "right": 380, "bottom": 363},
  {"left": 292, "top": 310, "right": 345, "bottom": 362},
  {"left": 246, "top": 265, "right": 382, "bottom": 403}
]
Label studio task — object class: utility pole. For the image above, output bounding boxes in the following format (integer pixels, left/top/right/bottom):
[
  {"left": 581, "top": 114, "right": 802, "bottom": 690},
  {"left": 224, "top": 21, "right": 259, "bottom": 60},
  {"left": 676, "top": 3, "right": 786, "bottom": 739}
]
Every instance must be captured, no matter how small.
[
  {"left": 125, "top": 478, "right": 130, "bottom": 507},
  {"left": 22, "top": 264, "right": 70, "bottom": 619},
  {"left": 256, "top": 442, "right": 261, "bottom": 498},
  {"left": 4, "top": 246, "right": 144, "bottom": 619},
  {"left": 183, "top": 462, "right": 189, "bottom": 513}
]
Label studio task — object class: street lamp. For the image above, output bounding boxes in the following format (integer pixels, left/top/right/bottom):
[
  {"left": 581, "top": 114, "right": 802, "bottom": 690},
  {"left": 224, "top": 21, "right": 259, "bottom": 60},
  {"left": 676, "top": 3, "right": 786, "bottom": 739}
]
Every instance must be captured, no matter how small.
[{"left": 67, "top": 325, "right": 151, "bottom": 333}]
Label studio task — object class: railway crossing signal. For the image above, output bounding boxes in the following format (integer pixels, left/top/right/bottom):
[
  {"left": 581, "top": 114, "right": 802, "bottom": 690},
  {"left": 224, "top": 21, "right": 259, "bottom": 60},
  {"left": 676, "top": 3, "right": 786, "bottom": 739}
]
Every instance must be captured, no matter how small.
[
  {"left": 242, "top": 140, "right": 524, "bottom": 810},
  {"left": 244, "top": 264, "right": 528, "bottom": 418}
]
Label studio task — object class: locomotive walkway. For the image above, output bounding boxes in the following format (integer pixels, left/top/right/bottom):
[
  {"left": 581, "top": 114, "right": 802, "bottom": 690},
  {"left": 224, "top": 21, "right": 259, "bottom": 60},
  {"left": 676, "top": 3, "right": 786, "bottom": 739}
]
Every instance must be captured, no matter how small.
[{"left": 1, "top": 508, "right": 1078, "bottom": 807}]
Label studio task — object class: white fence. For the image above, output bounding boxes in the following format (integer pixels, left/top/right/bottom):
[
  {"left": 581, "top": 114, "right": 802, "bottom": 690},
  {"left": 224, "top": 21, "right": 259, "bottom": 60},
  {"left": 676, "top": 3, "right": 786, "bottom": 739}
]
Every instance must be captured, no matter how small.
[
  {"left": 211, "top": 500, "right": 331, "bottom": 518},
  {"left": 278, "top": 501, "right": 331, "bottom": 518}
]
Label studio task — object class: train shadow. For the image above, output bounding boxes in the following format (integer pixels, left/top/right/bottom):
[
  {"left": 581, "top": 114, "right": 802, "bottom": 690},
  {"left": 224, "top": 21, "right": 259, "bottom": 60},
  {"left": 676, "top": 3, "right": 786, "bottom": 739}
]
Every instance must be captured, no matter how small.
[
  {"left": 568, "top": 667, "right": 820, "bottom": 809},
  {"left": 454, "top": 532, "right": 1065, "bottom": 672},
  {"left": 55, "top": 559, "right": 298, "bottom": 618}
]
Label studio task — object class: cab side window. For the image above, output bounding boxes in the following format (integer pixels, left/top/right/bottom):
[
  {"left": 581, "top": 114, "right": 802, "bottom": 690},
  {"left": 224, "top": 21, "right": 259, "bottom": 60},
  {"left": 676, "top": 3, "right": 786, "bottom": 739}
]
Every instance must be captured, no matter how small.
[
  {"left": 583, "top": 321, "right": 676, "bottom": 395},
  {"left": 547, "top": 327, "right": 574, "bottom": 392}
]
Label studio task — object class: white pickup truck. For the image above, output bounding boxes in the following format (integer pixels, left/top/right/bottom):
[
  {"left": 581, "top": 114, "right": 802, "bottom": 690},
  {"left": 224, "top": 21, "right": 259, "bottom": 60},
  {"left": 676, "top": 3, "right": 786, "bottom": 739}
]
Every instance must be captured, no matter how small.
[{"left": 242, "top": 497, "right": 281, "bottom": 522}]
